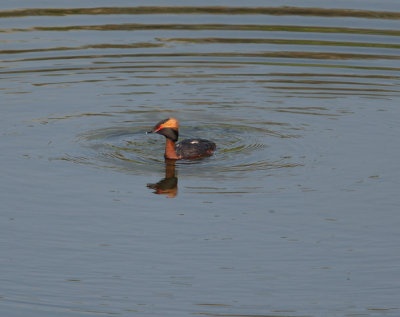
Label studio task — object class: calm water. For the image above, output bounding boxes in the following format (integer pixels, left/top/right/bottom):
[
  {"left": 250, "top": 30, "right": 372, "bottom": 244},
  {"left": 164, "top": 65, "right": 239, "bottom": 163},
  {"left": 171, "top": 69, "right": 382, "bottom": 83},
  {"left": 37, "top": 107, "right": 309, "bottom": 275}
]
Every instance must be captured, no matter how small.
[{"left": 1, "top": 1, "right": 400, "bottom": 316}]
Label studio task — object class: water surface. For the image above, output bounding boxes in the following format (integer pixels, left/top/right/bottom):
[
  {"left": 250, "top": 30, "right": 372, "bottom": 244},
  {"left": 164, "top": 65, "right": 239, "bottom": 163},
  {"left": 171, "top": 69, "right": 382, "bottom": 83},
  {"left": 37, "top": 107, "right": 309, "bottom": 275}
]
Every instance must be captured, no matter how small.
[{"left": 1, "top": 1, "right": 400, "bottom": 316}]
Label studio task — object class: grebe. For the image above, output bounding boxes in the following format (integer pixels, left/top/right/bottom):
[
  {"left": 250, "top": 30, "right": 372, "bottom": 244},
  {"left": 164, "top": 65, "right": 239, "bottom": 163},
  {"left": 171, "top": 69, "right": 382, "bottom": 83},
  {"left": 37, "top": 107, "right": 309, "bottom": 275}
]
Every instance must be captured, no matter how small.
[{"left": 147, "top": 117, "right": 216, "bottom": 160}]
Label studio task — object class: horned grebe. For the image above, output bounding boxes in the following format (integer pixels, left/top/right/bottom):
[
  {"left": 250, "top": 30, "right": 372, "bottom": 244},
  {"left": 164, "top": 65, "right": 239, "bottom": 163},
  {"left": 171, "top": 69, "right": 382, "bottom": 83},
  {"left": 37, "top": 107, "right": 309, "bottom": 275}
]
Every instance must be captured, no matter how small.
[{"left": 147, "top": 117, "right": 216, "bottom": 160}]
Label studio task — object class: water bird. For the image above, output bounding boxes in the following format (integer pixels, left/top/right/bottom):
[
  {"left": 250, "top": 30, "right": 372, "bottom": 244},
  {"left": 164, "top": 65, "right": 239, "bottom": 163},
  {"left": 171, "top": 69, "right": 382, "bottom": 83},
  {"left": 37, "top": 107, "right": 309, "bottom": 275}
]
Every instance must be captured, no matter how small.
[{"left": 147, "top": 117, "right": 216, "bottom": 159}]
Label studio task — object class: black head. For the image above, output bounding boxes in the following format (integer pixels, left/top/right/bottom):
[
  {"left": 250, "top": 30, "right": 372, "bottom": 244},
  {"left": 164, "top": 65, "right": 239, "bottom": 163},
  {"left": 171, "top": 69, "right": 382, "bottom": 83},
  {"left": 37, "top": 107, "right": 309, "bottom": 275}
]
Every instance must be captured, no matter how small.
[{"left": 147, "top": 117, "right": 179, "bottom": 142}]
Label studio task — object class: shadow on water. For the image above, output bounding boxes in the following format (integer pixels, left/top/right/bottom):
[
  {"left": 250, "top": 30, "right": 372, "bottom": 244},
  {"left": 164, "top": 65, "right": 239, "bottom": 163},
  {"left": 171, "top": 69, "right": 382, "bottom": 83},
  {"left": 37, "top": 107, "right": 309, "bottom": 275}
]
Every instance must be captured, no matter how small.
[
  {"left": 147, "top": 159, "right": 178, "bottom": 198},
  {"left": 1, "top": 6, "right": 400, "bottom": 18}
]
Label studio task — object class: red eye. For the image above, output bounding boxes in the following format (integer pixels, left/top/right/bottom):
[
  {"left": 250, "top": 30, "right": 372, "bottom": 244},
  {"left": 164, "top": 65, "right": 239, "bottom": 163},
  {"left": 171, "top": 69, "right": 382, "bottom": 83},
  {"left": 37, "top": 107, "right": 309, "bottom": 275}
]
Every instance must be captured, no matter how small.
[{"left": 154, "top": 126, "right": 163, "bottom": 132}]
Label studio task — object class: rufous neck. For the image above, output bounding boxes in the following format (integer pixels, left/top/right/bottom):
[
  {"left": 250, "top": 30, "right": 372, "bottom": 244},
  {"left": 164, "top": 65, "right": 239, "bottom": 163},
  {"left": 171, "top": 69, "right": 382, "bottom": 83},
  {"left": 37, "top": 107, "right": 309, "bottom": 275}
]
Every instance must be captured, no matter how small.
[{"left": 165, "top": 139, "right": 179, "bottom": 159}]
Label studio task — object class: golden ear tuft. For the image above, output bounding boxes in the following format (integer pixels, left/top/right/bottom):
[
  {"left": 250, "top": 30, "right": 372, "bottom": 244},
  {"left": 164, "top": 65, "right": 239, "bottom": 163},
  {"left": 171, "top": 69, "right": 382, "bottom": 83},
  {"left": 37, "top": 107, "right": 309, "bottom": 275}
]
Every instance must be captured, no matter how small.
[{"left": 161, "top": 117, "right": 179, "bottom": 130}]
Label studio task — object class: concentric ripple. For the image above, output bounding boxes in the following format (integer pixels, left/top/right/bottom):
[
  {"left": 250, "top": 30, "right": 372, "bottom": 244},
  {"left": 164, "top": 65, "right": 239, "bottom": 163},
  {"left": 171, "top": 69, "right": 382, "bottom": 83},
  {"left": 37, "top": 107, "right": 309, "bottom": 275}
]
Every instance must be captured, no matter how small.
[{"left": 75, "top": 121, "right": 301, "bottom": 178}]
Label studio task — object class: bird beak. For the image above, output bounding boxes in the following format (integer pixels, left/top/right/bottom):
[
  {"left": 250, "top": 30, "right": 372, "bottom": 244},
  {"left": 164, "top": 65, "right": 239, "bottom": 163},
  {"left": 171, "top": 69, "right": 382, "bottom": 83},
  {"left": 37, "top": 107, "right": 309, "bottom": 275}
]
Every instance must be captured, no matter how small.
[
  {"left": 146, "top": 126, "right": 162, "bottom": 134},
  {"left": 146, "top": 126, "right": 156, "bottom": 134}
]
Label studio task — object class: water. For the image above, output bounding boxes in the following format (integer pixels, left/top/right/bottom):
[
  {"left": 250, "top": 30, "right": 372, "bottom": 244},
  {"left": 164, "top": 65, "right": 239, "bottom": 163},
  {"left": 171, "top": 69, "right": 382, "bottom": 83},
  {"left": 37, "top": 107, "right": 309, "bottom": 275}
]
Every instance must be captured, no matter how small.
[{"left": 1, "top": 1, "right": 400, "bottom": 316}]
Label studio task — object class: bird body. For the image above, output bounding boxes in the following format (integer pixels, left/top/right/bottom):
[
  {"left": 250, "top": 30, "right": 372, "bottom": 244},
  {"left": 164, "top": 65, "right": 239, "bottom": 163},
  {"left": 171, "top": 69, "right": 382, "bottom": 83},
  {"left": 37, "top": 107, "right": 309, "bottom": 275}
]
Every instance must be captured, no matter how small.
[{"left": 148, "top": 118, "right": 216, "bottom": 160}]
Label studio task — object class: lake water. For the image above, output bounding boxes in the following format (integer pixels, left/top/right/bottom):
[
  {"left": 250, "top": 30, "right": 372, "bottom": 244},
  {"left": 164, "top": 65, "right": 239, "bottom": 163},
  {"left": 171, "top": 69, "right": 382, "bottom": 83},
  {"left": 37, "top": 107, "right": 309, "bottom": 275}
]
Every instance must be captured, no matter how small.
[{"left": 1, "top": 1, "right": 400, "bottom": 316}]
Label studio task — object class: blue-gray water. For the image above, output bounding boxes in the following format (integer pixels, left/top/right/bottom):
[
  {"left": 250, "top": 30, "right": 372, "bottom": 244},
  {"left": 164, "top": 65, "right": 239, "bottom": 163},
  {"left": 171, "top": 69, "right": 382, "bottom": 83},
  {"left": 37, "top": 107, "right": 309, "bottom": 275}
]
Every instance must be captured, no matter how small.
[{"left": 1, "top": 1, "right": 400, "bottom": 316}]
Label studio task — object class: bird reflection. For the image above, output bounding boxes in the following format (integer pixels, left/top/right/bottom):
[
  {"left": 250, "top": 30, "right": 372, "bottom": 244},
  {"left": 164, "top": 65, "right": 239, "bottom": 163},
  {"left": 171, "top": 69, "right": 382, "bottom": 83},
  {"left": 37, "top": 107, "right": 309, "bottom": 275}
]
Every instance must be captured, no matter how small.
[{"left": 147, "top": 159, "right": 178, "bottom": 198}]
